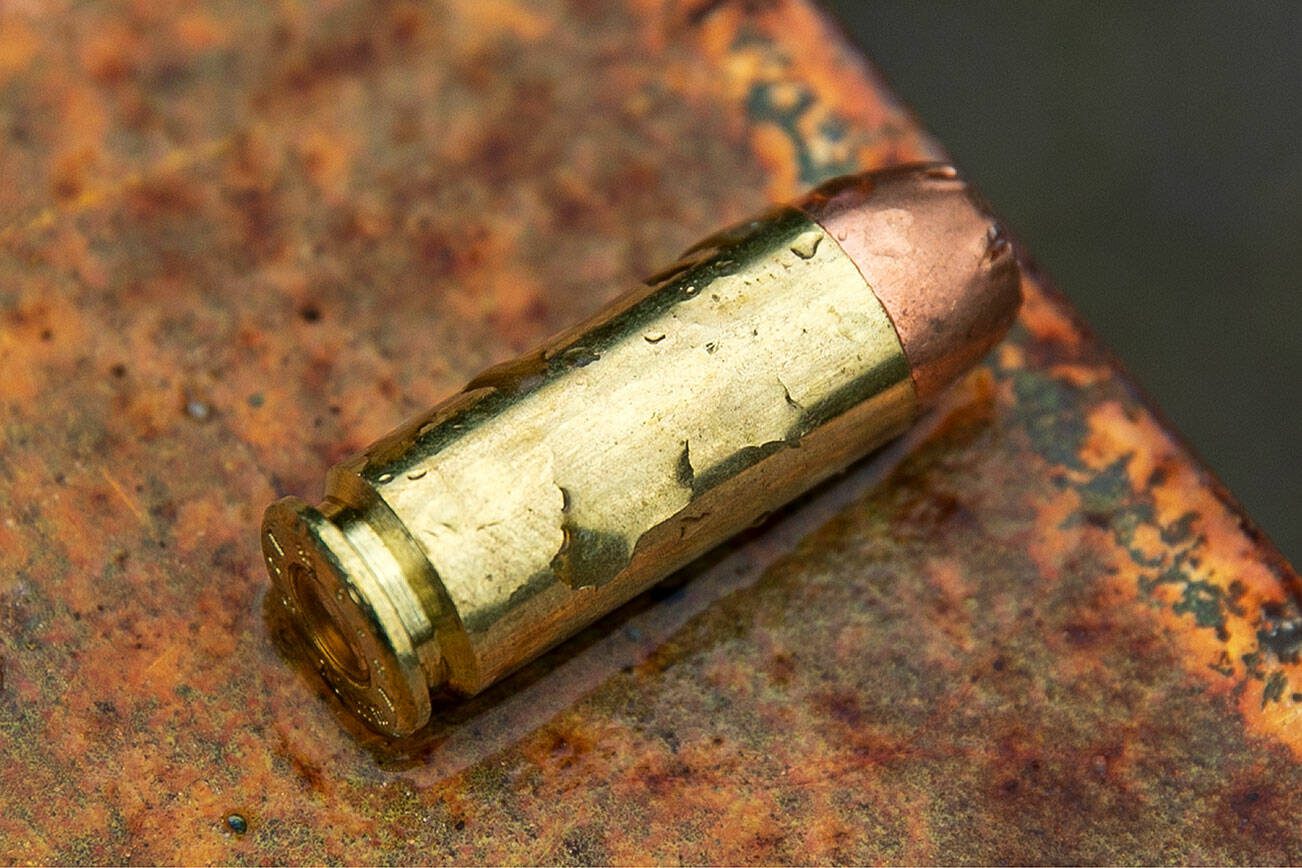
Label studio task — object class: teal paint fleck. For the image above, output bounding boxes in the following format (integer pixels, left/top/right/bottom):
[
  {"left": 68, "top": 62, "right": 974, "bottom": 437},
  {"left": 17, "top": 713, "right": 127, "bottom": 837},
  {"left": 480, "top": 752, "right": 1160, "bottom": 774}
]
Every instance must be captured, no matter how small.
[
  {"left": 734, "top": 29, "right": 863, "bottom": 186},
  {"left": 1160, "top": 511, "right": 1198, "bottom": 545},
  {"left": 1009, "top": 371, "right": 1089, "bottom": 471},
  {"left": 1171, "top": 579, "right": 1230, "bottom": 636},
  {"left": 1263, "top": 671, "right": 1288, "bottom": 707}
]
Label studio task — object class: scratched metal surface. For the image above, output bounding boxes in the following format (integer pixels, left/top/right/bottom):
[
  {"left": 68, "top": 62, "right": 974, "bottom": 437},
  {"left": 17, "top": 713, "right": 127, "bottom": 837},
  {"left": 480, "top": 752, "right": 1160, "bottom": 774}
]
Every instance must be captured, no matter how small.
[{"left": 1, "top": 0, "right": 1299, "bottom": 863}]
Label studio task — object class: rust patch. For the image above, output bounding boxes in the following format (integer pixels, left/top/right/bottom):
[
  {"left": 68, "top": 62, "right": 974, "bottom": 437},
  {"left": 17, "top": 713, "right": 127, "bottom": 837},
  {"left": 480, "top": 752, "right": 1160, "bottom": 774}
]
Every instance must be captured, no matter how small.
[{"left": 0, "top": 0, "right": 1297, "bottom": 863}]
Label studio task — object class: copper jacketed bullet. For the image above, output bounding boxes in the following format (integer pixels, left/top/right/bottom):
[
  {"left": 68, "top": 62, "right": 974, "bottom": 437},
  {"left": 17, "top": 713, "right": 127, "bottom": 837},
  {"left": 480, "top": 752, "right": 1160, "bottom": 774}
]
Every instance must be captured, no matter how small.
[{"left": 262, "top": 164, "right": 1022, "bottom": 736}]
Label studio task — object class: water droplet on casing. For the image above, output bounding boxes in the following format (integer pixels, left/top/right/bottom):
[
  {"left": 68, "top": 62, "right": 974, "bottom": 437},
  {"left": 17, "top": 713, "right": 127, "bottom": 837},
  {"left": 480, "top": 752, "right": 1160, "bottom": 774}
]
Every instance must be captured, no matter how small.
[
  {"left": 790, "top": 231, "right": 822, "bottom": 260},
  {"left": 644, "top": 332, "right": 666, "bottom": 344},
  {"left": 983, "top": 223, "right": 1012, "bottom": 264},
  {"left": 377, "top": 472, "right": 394, "bottom": 483},
  {"left": 681, "top": 284, "right": 699, "bottom": 298},
  {"left": 407, "top": 469, "right": 428, "bottom": 480}
]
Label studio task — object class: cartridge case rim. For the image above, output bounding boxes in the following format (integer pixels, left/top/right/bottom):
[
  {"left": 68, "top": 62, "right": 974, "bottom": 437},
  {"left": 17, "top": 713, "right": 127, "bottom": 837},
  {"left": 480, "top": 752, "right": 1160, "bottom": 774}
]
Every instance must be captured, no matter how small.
[{"left": 262, "top": 497, "right": 431, "bottom": 737}]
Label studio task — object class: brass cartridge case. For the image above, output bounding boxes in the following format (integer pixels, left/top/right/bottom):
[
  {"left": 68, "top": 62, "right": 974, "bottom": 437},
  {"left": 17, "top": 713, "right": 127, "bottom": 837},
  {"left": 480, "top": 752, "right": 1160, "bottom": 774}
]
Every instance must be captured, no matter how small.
[{"left": 262, "top": 164, "right": 1021, "bottom": 736}]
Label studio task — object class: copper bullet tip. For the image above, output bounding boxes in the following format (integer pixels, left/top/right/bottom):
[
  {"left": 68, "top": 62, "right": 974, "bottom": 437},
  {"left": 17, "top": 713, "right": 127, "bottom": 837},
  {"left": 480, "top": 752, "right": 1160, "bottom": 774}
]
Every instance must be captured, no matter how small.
[{"left": 798, "top": 163, "right": 1022, "bottom": 404}]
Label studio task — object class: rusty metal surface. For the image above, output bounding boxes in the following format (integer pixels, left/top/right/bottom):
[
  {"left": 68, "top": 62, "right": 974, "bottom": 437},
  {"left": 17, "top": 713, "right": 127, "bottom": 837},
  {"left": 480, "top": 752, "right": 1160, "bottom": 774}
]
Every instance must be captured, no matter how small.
[{"left": 0, "top": 0, "right": 1299, "bottom": 863}]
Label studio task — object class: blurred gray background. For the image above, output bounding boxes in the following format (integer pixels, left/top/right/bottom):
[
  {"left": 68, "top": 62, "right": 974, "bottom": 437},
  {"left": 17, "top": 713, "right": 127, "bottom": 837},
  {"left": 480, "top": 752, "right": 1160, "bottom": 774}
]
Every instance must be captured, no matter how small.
[{"left": 823, "top": 1, "right": 1300, "bottom": 564}]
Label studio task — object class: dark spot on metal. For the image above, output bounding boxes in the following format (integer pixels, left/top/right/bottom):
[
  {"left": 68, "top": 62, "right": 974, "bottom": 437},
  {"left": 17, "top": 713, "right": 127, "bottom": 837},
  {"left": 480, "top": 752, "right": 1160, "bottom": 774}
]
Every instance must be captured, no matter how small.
[
  {"left": 210, "top": 542, "right": 241, "bottom": 575},
  {"left": 689, "top": 440, "right": 788, "bottom": 497},
  {"left": 150, "top": 499, "right": 178, "bottom": 524},
  {"left": 299, "top": 303, "right": 322, "bottom": 323},
  {"left": 285, "top": 35, "right": 376, "bottom": 91},
  {"left": 560, "top": 346, "right": 600, "bottom": 368},
  {"left": 226, "top": 813, "right": 247, "bottom": 835},
  {"left": 562, "top": 828, "right": 605, "bottom": 864},
  {"left": 742, "top": 53, "right": 857, "bottom": 185},
  {"left": 1257, "top": 600, "right": 1302, "bottom": 664},
  {"left": 1262, "top": 671, "right": 1288, "bottom": 708},
  {"left": 549, "top": 521, "right": 630, "bottom": 590},
  {"left": 1062, "top": 619, "right": 1109, "bottom": 647},
  {"left": 110, "top": 363, "right": 127, "bottom": 378},
  {"left": 1161, "top": 511, "right": 1199, "bottom": 545},
  {"left": 648, "top": 579, "right": 687, "bottom": 603},
  {"left": 1210, "top": 650, "right": 1235, "bottom": 677},
  {"left": 1082, "top": 511, "right": 1112, "bottom": 529},
  {"left": 675, "top": 441, "right": 694, "bottom": 489},
  {"left": 686, "top": 0, "right": 729, "bottom": 25}
]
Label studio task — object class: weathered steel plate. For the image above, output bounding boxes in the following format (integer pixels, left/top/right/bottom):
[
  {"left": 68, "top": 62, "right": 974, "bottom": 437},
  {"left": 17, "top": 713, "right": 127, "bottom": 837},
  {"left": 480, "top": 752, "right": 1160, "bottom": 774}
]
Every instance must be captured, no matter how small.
[{"left": 1, "top": 0, "right": 1298, "bottom": 862}]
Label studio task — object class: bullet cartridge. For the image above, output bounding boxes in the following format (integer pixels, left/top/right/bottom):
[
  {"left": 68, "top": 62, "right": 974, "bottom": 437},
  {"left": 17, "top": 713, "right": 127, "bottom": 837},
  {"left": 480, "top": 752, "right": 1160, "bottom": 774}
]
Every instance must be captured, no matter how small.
[{"left": 262, "top": 163, "right": 1021, "bottom": 736}]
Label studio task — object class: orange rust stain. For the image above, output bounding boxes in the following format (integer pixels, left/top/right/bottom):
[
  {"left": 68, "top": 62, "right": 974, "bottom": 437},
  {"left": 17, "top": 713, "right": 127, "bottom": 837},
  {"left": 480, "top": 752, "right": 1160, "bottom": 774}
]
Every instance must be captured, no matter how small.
[
  {"left": 749, "top": 124, "right": 802, "bottom": 199},
  {"left": 0, "top": 0, "right": 1297, "bottom": 862},
  {"left": 683, "top": 0, "right": 936, "bottom": 202},
  {"left": 1077, "top": 395, "right": 1302, "bottom": 754},
  {"left": 1024, "top": 485, "right": 1084, "bottom": 582},
  {"left": 172, "top": 10, "right": 230, "bottom": 52},
  {"left": 0, "top": 16, "right": 39, "bottom": 86},
  {"left": 2, "top": 138, "right": 230, "bottom": 245},
  {"left": 0, "top": 293, "right": 87, "bottom": 399},
  {"left": 78, "top": 18, "right": 143, "bottom": 83},
  {"left": 926, "top": 557, "right": 977, "bottom": 654},
  {"left": 1018, "top": 278, "right": 1079, "bottom": 347},
  {"left": 296, "top": 129, "right": 357, "bottom": 202},
  {"left": 448, "top": 0, "right": 553, "bottom": 46}
]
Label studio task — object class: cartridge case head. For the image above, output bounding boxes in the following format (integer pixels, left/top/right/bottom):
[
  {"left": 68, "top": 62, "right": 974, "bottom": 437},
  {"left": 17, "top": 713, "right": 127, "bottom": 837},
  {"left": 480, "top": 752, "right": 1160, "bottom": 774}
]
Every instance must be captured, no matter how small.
[{"left": 262, "top": 497, "right": 433, "bottom": 737}]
